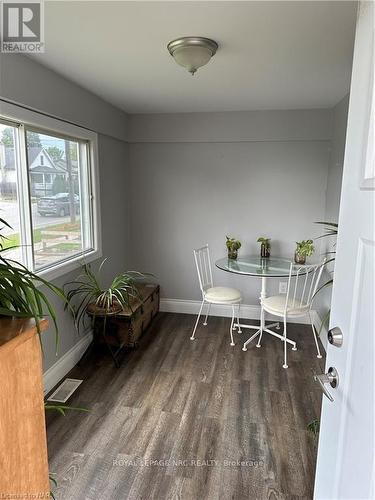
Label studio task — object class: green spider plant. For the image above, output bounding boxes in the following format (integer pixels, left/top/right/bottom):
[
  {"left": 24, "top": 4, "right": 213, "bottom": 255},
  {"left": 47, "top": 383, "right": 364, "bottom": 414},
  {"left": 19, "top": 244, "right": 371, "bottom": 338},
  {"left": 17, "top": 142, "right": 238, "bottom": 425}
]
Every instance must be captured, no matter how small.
[
  {"left": 64, "top": 259, "right": 147, "bottom": 332},
  {"left": 0, "top": 216, "right": 65, "bottom": 348}
]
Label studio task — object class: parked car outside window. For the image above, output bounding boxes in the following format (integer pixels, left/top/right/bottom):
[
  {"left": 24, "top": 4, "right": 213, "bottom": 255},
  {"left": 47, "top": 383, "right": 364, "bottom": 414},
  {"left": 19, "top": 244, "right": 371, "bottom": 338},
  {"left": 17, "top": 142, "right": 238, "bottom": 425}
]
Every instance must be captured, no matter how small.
[{"left": 37, "top": 192, "right": 80, "bottom": 217}]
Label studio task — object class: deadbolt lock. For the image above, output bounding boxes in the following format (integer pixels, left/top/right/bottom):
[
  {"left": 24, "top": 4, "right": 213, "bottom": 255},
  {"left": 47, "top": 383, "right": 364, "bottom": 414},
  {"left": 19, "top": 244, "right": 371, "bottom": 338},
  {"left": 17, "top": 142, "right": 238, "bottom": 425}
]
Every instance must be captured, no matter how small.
[{"left": 328, "top": 326, "right": 343, "bottom": 348}]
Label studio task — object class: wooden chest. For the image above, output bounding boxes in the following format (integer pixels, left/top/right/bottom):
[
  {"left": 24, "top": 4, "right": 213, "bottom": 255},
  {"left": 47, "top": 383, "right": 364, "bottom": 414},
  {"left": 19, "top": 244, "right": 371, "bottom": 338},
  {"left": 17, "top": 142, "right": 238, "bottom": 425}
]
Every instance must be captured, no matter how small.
[{"left": 92, "top": 283, "right": 160, "bottom": 348}]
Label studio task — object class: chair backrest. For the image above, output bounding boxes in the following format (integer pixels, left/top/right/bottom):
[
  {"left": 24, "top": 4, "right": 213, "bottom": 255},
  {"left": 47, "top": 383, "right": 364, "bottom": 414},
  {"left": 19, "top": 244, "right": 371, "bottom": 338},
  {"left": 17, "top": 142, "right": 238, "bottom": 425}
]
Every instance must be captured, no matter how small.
[
  {"left": 193, "top": 244, "right": 214, "bottom": 295},
  {"left": 285, "top": 259, "right": 326, "bottom": 311}
]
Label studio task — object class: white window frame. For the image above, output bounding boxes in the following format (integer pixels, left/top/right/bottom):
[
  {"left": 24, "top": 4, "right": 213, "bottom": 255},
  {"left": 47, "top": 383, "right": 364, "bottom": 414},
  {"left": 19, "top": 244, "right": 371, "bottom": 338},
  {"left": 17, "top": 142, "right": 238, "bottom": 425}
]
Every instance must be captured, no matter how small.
[{"left": 0, "top": 101, "right": 102, "bottom": 282}]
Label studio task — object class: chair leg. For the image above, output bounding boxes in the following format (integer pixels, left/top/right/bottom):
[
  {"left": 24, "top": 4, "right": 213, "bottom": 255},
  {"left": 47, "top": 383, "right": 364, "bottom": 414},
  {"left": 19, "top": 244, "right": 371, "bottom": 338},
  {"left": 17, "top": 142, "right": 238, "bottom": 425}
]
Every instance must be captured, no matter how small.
[
  {"left": 191, "top": 300, "right": 205, "bottom": 340},
  {"left": 229, "top": 305, "right": 235, "bottom": 346},
  {"left": 309, "top": 312, "right": 322, "bottom": 358},
  {"left": 203, "top": 303, "right": 211, "bottom": 326},
  {"left": 236, "top": 303, "right": 242, "bottom": 333},
  {"left": 283, "top": 317, "right": 288, "bottom": 369},
  {"left": 256, "top": 306, "right": 265, "bottom": 348}
]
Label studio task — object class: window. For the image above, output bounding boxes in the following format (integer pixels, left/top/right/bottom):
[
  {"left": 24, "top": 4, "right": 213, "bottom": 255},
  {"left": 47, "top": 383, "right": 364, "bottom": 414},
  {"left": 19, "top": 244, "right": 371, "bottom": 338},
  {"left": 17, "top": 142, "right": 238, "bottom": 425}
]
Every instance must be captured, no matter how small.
[{"left": 0, "top": 102, "right": 101, "bottom": 280}]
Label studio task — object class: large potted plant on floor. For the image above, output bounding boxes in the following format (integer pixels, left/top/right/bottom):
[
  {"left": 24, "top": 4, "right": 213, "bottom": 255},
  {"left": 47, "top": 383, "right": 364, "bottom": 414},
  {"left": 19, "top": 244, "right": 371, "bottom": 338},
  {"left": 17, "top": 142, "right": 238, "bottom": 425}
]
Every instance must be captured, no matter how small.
[
  {"left": 64, "top": 260, "right": 148, "bottom": 366},
  {"left": 64, "top": 259, "right": 146, "bottom": 331}
]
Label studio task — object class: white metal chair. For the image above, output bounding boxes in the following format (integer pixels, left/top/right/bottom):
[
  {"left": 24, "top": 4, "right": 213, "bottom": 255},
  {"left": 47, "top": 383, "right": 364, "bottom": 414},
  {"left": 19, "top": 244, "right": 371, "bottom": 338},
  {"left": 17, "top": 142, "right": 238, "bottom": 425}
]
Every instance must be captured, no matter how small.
[
  {"left": 257, "top": 260, "right": 326, "bottom": 369},
  {"left": 191, "top": 244, "right": 242, "bottom": 346}
]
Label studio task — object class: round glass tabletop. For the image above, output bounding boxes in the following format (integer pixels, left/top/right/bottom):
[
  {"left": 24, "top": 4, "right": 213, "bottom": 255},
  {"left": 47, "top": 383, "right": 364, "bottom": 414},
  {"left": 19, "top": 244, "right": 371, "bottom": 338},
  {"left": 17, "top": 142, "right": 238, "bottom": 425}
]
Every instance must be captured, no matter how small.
[{"left": 215, "top": 255, "right": 300, "bottom": 278}]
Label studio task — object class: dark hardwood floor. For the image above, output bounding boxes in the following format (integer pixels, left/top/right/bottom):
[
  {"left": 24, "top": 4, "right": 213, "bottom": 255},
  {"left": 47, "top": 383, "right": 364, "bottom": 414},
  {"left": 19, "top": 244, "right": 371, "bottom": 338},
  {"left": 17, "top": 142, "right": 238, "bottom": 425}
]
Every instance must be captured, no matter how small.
[{"left": 46, "top": 312, "right": 324, "bottom": 500}]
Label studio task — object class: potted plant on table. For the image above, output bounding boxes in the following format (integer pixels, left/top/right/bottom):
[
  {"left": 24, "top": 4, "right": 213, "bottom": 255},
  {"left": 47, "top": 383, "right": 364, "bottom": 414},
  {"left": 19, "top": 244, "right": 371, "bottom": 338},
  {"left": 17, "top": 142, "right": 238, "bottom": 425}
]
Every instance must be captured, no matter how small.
[
  {"left": 226, "top": 236, "right": 241, "bottom": 260},
  {"left": 257, "top": 237, "right": 271, "bottom": 258},
  {"left": 295, "top": 239, "right": 315, "bottom": 264}
]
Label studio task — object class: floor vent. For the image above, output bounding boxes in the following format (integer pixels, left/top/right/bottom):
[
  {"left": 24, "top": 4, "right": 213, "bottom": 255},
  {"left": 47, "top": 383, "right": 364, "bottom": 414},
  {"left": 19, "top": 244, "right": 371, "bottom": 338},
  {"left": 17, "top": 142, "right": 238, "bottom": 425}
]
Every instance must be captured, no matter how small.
[{"left": 47, "top": 378, "right": 83, "bottom": 403}]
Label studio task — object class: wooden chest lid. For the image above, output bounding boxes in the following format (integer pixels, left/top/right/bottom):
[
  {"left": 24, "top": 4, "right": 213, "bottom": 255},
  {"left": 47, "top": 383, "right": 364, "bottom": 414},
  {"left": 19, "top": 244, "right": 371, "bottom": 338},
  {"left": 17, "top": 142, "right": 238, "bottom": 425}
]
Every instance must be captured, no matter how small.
[{"left": 117, "top": 283, "right": 159, "bottom": 317}]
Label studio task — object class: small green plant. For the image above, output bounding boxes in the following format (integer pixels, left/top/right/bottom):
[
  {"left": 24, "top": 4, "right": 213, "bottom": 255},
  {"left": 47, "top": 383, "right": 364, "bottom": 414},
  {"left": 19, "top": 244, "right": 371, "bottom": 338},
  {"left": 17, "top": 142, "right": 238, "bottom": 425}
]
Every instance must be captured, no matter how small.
[
  {"left": 295, "top": 239, "right": 315, "bottom": 257},
  {"left": 257, "top": 237, "right": 270, "bottom": 247},
  {"left": 226, "top": 236, "right": 241, "bottom": 251},
  {"left": 226, "top": 236, "right": 241, "bottom": 260},
  {"left": 44, "top": 403, "right": 89, "bottom": 416},
  {"left": 307, "top": 417, "right": 320, "bottom": 444},
  {"left": 257, "top": 237, "right": 271, "bottom": 257}
]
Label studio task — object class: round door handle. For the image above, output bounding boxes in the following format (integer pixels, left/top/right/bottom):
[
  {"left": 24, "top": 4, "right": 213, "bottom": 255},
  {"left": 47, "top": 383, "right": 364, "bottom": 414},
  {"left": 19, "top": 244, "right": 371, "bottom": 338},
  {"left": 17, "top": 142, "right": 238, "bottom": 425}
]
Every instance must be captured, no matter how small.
[{"left": 328, "top": 326, "right": 343, "bottom": 347}]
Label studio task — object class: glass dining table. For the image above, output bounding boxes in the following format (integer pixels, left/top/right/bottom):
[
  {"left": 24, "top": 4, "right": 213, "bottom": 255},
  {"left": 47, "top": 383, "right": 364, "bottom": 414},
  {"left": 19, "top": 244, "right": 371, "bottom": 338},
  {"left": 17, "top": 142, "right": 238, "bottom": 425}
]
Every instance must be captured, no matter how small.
[{"left": 215, "top": 255, "right": 299, "bottom": 351}]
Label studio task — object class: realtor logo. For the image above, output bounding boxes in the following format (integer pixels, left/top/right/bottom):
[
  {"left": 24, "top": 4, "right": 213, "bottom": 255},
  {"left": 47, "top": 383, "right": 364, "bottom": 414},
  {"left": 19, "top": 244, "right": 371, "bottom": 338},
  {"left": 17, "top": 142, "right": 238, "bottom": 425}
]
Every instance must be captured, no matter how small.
[{"left": 1, "top": 0, "right": 44, "bottom": 53}]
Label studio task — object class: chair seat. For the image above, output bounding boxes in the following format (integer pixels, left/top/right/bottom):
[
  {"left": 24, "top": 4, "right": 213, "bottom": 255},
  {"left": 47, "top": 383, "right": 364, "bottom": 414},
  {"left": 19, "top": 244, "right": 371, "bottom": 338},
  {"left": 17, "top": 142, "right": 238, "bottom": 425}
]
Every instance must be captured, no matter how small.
[
  {"left": 204, "top": 286, "right": 242, "bottom": 304},
  {"left": 262, "top": 294, "right": 309, "bottom": 317}
]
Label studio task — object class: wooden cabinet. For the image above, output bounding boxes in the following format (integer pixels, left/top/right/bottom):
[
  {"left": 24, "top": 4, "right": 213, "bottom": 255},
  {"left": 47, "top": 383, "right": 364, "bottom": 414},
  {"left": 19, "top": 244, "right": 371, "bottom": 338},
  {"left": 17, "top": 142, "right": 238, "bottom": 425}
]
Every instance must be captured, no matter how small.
[{"left": 0, "top": 318, "right": 50, "bottom": 498}]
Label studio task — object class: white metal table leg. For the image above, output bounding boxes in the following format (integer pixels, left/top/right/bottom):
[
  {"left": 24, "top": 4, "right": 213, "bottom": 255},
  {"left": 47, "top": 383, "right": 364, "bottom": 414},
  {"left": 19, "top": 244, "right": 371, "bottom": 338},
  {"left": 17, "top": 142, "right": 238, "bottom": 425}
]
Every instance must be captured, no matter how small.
[
  {"left": 245, "top": 276, "right": 266, "bottom": 349},
  {"left": 242, "top": 274, "right": 286, "bottom": 351},
  {"left": 262, "top": 327, "right": 297, "bottom": 348},
  {"left": 256, "top": 277, "right": 267, "bottom": 347},
  {"left": 242, "top": 328, "right": 261, "bottom": 351}
]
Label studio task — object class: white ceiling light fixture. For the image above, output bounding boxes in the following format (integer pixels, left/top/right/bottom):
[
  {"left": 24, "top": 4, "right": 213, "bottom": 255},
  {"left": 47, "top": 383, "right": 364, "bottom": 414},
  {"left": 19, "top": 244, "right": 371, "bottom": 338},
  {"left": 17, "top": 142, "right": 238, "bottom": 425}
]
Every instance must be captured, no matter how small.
[{"left": 167, "top": 36, "right": 218, "bottom": 75}]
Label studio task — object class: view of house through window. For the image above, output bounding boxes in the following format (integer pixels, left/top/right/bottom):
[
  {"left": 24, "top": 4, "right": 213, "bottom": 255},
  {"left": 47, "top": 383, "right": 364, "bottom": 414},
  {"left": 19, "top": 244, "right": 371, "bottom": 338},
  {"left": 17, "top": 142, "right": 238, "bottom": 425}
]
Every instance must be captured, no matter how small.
[{"left": 0, "top": 118, "right": 95, "bottom": 273}]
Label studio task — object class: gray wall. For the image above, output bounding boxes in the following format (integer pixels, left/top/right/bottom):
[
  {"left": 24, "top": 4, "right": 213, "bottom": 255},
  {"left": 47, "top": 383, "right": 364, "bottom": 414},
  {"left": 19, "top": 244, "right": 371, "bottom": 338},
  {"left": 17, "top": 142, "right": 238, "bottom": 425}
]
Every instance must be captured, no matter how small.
[
  {"left": 0, "top": 54, "right": 131, "bottom": 371},
  {"left": 325, "top": 95, "right": 349, "bottom": 224},
  {"left": 0, "top": 54, "right": 128, "bottom": 140},
  {"left": 314, "top": 95, "right": 349, "bottom": 325},
  {"left": 128, "top": 110, "right": 333, "bottom": 305},
  {"left": 128, "top": 109, "right": 332, "bottom": 143}
]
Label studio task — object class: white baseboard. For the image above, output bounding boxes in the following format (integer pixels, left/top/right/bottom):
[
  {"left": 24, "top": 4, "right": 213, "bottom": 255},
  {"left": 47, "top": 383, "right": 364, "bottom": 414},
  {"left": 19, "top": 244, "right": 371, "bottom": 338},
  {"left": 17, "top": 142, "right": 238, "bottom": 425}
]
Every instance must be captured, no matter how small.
[
  {"left": 160, "top": 298, "right": 326, "bottom": 351},
  {"left": 43, "top": 330, "right": 93, "bottom": 395}
]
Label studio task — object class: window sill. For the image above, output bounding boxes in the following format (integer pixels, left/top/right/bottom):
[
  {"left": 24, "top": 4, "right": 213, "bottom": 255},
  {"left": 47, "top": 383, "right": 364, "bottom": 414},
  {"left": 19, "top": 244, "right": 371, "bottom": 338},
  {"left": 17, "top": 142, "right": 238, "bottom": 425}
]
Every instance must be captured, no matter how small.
[{"left": 37, "top": 248, "right": 102, "bottom": 284}]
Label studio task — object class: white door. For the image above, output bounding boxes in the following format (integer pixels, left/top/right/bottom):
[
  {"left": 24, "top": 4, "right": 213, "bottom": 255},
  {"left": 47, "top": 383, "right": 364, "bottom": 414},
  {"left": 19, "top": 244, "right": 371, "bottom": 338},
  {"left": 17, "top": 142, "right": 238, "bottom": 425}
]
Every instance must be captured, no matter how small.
[{"left": 314, "top": 2, "right": 374, "bottom": 499}]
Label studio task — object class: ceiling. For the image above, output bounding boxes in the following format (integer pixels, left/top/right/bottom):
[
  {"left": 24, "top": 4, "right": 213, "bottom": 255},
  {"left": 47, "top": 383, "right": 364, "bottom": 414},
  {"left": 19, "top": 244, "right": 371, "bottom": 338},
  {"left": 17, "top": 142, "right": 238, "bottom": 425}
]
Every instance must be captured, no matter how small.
[{"left": 31, "top": 1, "right": 357, "bottom": 114}]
